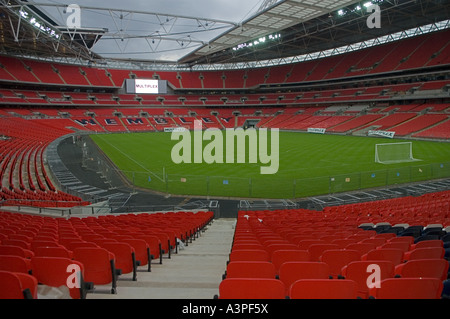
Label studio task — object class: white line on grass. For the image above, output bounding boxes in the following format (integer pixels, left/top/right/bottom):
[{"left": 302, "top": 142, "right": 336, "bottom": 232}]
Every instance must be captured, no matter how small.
[{"left": 95, "top": 135, "right": 165, "bottom": 183}]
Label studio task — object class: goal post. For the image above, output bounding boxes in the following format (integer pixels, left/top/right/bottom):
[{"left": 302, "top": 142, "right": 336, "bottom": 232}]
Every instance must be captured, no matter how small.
[{"left": 375, "top": 142, "right": 420, "bottom": 164}]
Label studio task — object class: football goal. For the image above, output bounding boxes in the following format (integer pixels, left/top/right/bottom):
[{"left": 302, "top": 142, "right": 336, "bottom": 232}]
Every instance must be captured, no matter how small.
[{"left": 375, "top": 142, "right": 420, "bottom": 164}]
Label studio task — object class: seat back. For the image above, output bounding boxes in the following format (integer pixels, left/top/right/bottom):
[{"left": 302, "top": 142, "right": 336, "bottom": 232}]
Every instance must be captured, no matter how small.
[
  {"left": 31, "top": 257, "right": 85, "bottom": 299},
  {"left": 279, "top": 262, "right": 331, "bottom": 293},
  {"left": 395, "top": 259, "right": 449, "bottom": 281},
  {"left": 100, "top": 242, "right": 137, "bottom": 280},
  {"left": 15, "top": 273, "right": 38, "bottom": 299},
  {"left": 308, "top": 244, "right": 340, "bottom": 261},
  {"left": 0, "top": 255, "right": 30, "bottom": 273},
  {"left": 363, "top": 248, "right": 404, "bottom": 265},
  {"left": 122, "top": 239, "right": 150, "bottom": 268},
  {"left": 34, "top": 246, "right": 72, "bottom": 259},
  {"left": 341, "top": 260, "right": 395, "bottom": 299},
  {"left": 369, "top": 278, "right": 443, "bottom": 299},
  {"left": 319, "top": 249, "right": 361, "bottom": 278},
  {"left": 228, "top": 249, "right": 270, "bottom": 262},
  {"left": 405, "top": 247, "right": 446, "bottom": 261},
  {"left": 345, "top": 243, "right": 377, "bottom": 256},
  {"left": 218, "top": 278, "right": 286, "bottom": 299},
  {"left": 264, "top": 244, "right": 298, "bottom": 259},
  {"left": 289, "top": 279, "right": 359, "bottom": 299},
  {"left": 412, "top": 240, "right": 444, "bottom": 249},
  {"left": 271, "top": 250, "right": 310, "bottom": 274},
  {"left": 0, "top": 271, "right": 33, "bottom": 299},
  {"left": 0, "top": 245, "right": 34, "bottom": 259},
  {"left": 380, "top": 242, "right": 411, "bottom": 252},
  {"left": 225, "top": 261, "right": 276, "bottom": 279},
  {"left": 73, "top": 247, "right": 114, "bottom": 286}
]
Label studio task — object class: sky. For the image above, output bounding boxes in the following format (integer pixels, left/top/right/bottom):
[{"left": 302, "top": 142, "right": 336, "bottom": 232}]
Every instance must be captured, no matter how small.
[{"left": 35, "top": 0, "right": 270, "bottom": 62}]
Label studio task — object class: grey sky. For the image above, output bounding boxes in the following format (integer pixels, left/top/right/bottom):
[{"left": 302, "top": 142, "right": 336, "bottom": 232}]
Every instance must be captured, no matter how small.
[{"left": 36, "top": 0, "right": 268, "bottom": 62}]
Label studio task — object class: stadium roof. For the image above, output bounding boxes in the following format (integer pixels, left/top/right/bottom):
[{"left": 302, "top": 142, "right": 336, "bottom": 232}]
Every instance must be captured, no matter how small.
[{"left": 0, "top": 0, "right": 449, "bottom": 69}]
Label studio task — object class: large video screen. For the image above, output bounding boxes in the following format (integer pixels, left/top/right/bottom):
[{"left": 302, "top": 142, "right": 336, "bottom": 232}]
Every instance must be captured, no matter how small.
[{"left": 125, "top": 79, "right": 168, "bottom": 94}]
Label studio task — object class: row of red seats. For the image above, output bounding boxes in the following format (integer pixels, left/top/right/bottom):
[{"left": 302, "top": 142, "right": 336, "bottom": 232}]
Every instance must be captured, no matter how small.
[
  {"left": 1, "top": 78, "right": 449, "bottom": 109},
  {"left": 0, "top": 210, "right": 214, "bottom": 298},
  {"left": 0, "top": 117, "right": 89, "bottom": 208},
  {"left": 215, "top": 191, "right": 450, "bottom": 299},
  {"left": 0, "top": 29, "right": 448, "bottom": 89}
]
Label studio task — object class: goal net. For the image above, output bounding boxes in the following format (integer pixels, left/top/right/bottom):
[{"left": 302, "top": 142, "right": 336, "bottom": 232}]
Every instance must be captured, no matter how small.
[{"left": 375, "top": 142, "right": 420, "bottom": 164}]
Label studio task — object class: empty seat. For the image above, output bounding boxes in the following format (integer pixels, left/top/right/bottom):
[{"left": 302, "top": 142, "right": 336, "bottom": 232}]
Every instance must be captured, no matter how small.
[
  {"left": 264, "top": 244, "right": 299, "bottom": 259},
  {"left": 403, "top": 247, "right": 446, "bottom": 261},
  {"left": 122, "top": 239, "right": 152, "bottom": 272},
  {"left": 388, "top": 236, "right": 415, "bottom": 246},
  {"left": 135, "top": 235, "right": 163, "bottom": 264},
  {"left": 30, "top": 241, "right": 62, "bottom": 252},
  {"left": 362, "top": 248, "right": 404, "bottom": 265},
  {"left": 369, "top": 278, "right": 443, "bottom": 299},
  {"left": 271, "top": 250, "right": 310, "bottom": 275},
  {"left": 308, "top": 244, "right": 340, "bottom": 261},
  {"left": 224, "top": 261, "right": 276, "bottom": 279},
  {"left": 0, "top": 255, "right": 31, "bottom": 273},
  {"left": 380, "top": 242, "right": 411, "bottom": 253},
  {"left": 30, "top": 257, "right": 89, "bottom": 299},
  {"left": 289, "top": 279, "right": 359, "bottom": 299},
  {"left": 279, "top": 262, "right": 331, "bottom": 294},
  {"left": 319, "top": 249, "right": 362, "bottom": 278},
  {"left": 0, "top": 271, "right": 37, "bottom": 299},
  {"left": 73, "top": 247, "right": 118, "bottom": 294},
  {"left": 216, "top": 278, "right": 286, "bottom": 299},
  {"left": 395, "top": 259, "right": 449, "bottom": 281},
  {"left": 410, "top": 240, "right": 444, "bottom": 250},
  {"left": 0, "top": 245, "right": 34, "bottom": 259},
  {"left": 228, "top": 249, "right": 270, "bottom": 262},
  {"left": 100, "top": 242, "right": 138, "bottom": 281},
  {"left": 341, "top": 261, "right": 396, "bottom": 299},
  {"left": 345, "top": 243, "right": 377, "bottom": 256},
  {"left": 34, "top": 246, "right": 73, "bottom": 259}
]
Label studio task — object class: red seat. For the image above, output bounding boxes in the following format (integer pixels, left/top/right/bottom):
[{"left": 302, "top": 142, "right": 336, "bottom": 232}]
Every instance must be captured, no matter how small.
[
  {"left": 34, "top": 246, "right": 73, "bottom": 259},
  {"left": 308, "top": 244, "right": 340, "bottom": 261},
  {"left": 369, "top": 278, "right": 443, "bottom": 299},
  {"left": 297, "top": 239, "right": 324, "bottom": 250},
  {"left": 73, "top": 247, "right": 118, "bottom": 294},
  {"left": 217, "top": 278, "right": 286, "bottom": 299},
  {"left": 0, "top": 271, "right": 37, "bottom": 299},
  {"left": 395, "top": 259, "right": 449, "bottom": 281},
  {"left": 122, "top": 238, "right": 152, "bottom": 272},
  {"left": 0, "top": 255, "right": 31, "bottom": 273},
  {"left": 362, "top": 248, "right": 404, "bottom": 265},
  {"left": 319, "top": 249, "right": 362, "bottom": 278},
  {"left": 410, "top": 240, "right": 444, "bottom": 250},
  {"left": 1, "top": 239, "right": 30, "bottom": 250},
  {"left": 341, "top": 261, "right": 395, "bottom": 299},
  {"left": 264, "top": 244, "right": 298, "bottom": 259},
  {"left": 135, "top": 235, "right": 162, "bottom": 264},
  {"left": 380, "top": 242, "right": 411, "bottom": 253},
  {"left": 228, "top": 249, "right": 270, "bottom": 262},
  {"left": 100, "top": 242, "right": 138, "bottom": 281},
  {"left": 289, "top": 279, "right": 359, "bottom": 299},
  {"left": 388, "top": 236, "right": 415, "bottom": 246},
  {"left": 278, "top": 262, "right": 331, "bottom": 295},
  {"left": 31, "top": 257, "right": 88, "bottom": 299},
  {"left": 271, "top": 250, "right": 310, "bottom": 275},
  {"left": 403, "top": 247, "right": 446, "bottom": 261},
  {"left": 0, "top": 245, "right": 34, "bottom": 259},
  {"left": 225, "top": 261, "right": 276, "bottom": 279},
  {"left": 15, "top": 272, "right": 39, "bottom": 299},
  {"left": 345, "top": 243, "right": 377, "bottom": 256}
]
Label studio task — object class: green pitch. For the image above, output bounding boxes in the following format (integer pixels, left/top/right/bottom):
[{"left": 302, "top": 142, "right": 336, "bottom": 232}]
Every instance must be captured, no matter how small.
[{"left": 91, "top": 131, "right": 450, "bottom": 199}]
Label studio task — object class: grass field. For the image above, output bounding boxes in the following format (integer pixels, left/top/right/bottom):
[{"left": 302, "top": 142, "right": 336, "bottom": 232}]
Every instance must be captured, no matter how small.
[{"left": 91, "top": 131, "right": 450, "bottom": 199}]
